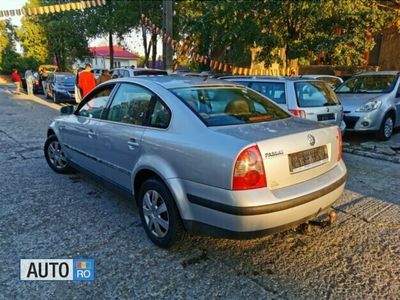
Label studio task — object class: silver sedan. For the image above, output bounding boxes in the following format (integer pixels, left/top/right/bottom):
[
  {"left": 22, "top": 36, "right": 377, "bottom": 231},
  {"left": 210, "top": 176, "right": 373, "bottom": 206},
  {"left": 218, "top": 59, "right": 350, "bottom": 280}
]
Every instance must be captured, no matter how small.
[{"left": 44, "top": 76, "right": 347, "bottom": 248}]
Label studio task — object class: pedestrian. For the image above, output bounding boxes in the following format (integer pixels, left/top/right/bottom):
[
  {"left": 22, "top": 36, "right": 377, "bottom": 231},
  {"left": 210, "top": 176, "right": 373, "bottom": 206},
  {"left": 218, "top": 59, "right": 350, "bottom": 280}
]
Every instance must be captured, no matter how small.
[
  {"left": 25, "top": 68, "right": 34, "bottom": 95},
  {"left": 96, "top": 69, "right": 111, "bottom": 85},
  {"left": 78, "top": 63, "right": 96, "bottom": 98},
  {"left": 75, "top": 67, "right": 84, "bottom": 103},
  {"left": 11, "top": 69, "right": 22, "bottom": 95}
]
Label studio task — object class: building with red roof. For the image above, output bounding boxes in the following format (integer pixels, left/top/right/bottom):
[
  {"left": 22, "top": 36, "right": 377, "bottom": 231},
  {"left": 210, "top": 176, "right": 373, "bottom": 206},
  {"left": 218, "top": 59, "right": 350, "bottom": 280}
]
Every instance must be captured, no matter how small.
[{"left": 81, "top": 45, "right": 140, "bottom": 70}]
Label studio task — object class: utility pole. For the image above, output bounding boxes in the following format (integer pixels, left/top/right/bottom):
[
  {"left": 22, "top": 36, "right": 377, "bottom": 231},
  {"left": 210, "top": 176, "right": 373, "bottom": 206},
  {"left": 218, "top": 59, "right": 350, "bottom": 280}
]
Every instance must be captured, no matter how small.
[{"left": 162, "top": 0, "right": 173, "bottom": 72}]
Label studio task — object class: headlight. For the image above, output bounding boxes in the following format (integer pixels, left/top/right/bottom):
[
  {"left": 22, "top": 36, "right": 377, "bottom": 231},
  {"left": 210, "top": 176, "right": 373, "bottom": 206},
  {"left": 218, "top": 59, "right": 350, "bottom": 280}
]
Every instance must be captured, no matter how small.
[{"left": 355, "top": 99, "right": 382, "bottom": 112}]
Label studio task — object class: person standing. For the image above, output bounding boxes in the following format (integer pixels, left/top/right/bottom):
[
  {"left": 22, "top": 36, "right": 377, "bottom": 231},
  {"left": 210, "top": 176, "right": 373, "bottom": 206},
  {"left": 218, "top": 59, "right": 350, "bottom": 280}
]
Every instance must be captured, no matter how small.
[
  {"left": 75, "top": 67, "right": 84, "bottom": 103},
  {"left": 11, "top": 69, "right": 22, "bottom": 95},
  {"left": 78, "top": 64, "right": 96, "bottom": 98},
  {"left": 25, "top": 69, "right": 34, "bottom": 95},
  {"left": 96, "top": 69, "right": 111, "bottom": 85}
]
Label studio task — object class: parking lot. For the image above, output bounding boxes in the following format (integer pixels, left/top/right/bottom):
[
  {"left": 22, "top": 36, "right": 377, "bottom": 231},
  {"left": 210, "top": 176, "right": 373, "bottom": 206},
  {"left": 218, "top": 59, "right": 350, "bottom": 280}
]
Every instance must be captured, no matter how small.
[{"left": 1, "top": 85, "right": 400, "bottom": 299}]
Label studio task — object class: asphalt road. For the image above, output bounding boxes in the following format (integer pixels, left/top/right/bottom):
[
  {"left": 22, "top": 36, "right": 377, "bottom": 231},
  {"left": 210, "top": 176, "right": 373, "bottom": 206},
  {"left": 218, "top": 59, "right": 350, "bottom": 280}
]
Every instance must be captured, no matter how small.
[{"left": 1, "top": 85, "right": 399, "bottom": 299}]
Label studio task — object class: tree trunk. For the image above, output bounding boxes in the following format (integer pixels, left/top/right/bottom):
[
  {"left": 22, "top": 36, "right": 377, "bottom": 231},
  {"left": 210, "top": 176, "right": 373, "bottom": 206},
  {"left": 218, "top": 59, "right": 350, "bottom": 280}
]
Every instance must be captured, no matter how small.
[
  {"left": 151, "top": 33, "right": 157, "bottom": 68},
  {"left": 109, "top": 31, "right": 114, "bottom": 69},
  {"left": 142, "top": 24, "right": 151, "bottom": 67}
]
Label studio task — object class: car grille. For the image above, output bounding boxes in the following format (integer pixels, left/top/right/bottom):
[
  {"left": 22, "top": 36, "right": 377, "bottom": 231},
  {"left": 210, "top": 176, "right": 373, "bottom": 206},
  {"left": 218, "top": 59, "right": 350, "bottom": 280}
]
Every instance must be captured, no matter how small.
[{"left": 343, "top": 116, "right": 360, "bottom": 129}]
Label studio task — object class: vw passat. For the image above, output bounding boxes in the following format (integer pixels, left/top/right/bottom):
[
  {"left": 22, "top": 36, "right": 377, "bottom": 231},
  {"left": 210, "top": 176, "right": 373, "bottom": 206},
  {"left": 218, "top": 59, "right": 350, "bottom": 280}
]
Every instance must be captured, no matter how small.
[{"left": 44, "top": 76, "right": 347, "bottom": 248}]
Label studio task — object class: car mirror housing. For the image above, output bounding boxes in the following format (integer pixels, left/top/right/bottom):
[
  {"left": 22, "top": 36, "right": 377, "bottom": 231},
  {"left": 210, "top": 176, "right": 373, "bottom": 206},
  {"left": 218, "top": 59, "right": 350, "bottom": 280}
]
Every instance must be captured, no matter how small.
[{"left": 60, "top": 105, "right": 74, "bottom": 115}]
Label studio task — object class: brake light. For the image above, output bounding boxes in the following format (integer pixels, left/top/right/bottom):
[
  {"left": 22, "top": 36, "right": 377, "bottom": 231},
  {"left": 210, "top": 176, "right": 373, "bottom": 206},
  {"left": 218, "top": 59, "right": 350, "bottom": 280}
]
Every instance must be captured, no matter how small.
[
  {"left": 232, "top": 145, "right": 267, "bottom": 190},
  {"left": 289, "top": 109, "right": 306, "bottom": 118},
  {"left": 337, "top": 127, "right": 342, "bottom": 161}
]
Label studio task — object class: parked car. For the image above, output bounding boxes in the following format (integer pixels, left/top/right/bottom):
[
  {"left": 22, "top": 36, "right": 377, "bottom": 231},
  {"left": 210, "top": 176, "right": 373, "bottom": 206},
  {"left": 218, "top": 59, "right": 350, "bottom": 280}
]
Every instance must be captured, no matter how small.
[
  {"left": 221, "top": 76, "right": 346, "bottom": 133},
  {"left": 336, "top": 71, "right": 400, "bottom": 140},
  {"left": 111, "top": 67, "right": 168, "bottom": 79},
  {"left": 301, "top": 75, "right": 343, "bottom": 89},
  {"left": 44, "top": 72, "right": 76, "bottom": 103},
  {"left": 44, "top": 76, "right": 347, "bottom": 248}
]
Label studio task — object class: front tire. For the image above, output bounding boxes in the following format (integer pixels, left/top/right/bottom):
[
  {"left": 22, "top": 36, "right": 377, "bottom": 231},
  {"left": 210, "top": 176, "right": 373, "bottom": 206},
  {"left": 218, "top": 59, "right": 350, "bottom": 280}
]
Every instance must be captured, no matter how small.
[
  {"left": 377, "top": 113, "right": 394, "bottom": 141},
  {"left": 138, "top": 178, "right": 185, "bottom": 248},
  {"left": 44, "top": 135, "right": 74, "bottom": 174}
]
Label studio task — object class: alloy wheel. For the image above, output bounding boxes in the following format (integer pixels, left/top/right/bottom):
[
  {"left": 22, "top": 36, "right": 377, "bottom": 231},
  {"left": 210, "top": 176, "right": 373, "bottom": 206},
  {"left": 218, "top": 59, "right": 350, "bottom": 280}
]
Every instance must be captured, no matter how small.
[
  {"left": 47, "top": 140, "right": 67, "bottom": 169},
  {"left": 384, "top": 117, "right": 393, "bottom": 138},
  {"left": 142, "top": 190, "right": 169, "bottom": 238}
]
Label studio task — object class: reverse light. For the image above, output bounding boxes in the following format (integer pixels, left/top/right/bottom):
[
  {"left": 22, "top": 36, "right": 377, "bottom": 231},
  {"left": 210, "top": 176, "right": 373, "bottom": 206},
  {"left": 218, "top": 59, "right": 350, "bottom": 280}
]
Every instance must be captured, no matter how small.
[
  {"left": 355, "top": 99, "right": 382, "bottom": 112},
  {"left": 337, "top": 127, "right": 342, "bottom": 161},
  {"left": 289, "top": 109, "right": 306, "bottom": 118},
  {"left": 232, "top": 145, "right": 267, "bottom": 190}
]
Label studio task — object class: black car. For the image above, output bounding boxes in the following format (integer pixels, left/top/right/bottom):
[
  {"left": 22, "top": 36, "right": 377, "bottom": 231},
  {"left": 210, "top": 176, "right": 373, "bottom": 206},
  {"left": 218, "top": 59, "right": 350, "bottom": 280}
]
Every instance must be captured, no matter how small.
[{"left": 44, "top": 72, "right": 76, "bottom": 103}]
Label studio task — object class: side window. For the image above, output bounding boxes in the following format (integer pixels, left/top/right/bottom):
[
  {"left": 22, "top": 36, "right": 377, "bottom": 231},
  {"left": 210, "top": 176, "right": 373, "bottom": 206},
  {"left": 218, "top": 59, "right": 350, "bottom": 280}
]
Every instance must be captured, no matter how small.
[
  {"left": 77, "top": 85, "right": 115, "bottom": 119},
  {"left": 232, "top": 80, "right": 250, "bottom": 87},
  {"left": 250, "top": 82, "right": 286, "bottom": 104},
  {"left": 123, "top": 70, "right": 130, "bottom": 78},
  {"left": 150, "top": 100, "right": 171, "bottom": 129},
  {"left": 106, "top": 83, "right": 153, "bottom": 125}
]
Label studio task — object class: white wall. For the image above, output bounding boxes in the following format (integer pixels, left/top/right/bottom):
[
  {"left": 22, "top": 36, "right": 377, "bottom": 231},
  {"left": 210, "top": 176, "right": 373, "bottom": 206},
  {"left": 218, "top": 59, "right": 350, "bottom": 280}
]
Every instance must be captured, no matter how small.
[{"left": 74, "top": 57, "right": 137, "bottom": 70}]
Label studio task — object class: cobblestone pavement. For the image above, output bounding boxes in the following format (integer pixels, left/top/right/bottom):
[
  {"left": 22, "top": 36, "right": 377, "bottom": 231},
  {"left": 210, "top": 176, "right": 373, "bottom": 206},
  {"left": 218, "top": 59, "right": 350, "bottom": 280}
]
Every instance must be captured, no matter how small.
[{"left": 1, "top": 86, "right": 399, "bottom": 299}]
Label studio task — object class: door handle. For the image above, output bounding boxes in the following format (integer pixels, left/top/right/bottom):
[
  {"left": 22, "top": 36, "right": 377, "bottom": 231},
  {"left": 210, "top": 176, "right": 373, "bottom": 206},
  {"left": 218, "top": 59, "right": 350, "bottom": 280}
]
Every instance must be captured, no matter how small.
[
  {"left": 127, "top": 138, "right": 139, "bottom": 149},
  {"left": 87, "top": 129, "right": 97, "bottom": 138}
]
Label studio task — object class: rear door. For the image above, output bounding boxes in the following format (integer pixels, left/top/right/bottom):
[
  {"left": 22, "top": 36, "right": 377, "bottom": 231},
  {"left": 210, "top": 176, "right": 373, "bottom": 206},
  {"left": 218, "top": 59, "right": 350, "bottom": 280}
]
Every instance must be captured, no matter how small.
[
  {"left": 293, "top": 81, "right": 343, "bottom": 127},
  {"left": 96, "top": 83, "right": 160, "bottom": 191}
]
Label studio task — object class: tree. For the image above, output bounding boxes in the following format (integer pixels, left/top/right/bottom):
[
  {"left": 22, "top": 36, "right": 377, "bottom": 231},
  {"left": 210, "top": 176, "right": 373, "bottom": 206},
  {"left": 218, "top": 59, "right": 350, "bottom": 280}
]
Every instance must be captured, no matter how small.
[{"left": 0, "top": 19, "right": 22, "bottom": 74}]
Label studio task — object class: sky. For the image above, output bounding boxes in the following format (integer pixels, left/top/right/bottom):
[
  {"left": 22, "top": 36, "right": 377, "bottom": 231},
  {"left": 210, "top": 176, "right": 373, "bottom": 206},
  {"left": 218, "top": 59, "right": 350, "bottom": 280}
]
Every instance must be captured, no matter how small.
[{"left": 0, "top": 0, "right": 162, "bottom": 57}]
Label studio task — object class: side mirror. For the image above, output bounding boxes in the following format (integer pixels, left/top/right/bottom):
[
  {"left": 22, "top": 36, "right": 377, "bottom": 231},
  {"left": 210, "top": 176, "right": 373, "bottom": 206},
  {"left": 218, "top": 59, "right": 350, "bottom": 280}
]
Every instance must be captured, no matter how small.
[{"left": 60, "top": 105, "right": 74, "bottom": 115}]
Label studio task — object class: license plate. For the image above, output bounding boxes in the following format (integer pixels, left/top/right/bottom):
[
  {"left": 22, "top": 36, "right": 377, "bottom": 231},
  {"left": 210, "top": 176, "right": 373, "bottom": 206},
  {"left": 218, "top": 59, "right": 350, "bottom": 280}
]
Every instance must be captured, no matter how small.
[
  {"left": 317, "top": 113, "right": 335, "bottom": 121},
  {"left": 289, "top": 146, "right": 328, "bottom": 173}
]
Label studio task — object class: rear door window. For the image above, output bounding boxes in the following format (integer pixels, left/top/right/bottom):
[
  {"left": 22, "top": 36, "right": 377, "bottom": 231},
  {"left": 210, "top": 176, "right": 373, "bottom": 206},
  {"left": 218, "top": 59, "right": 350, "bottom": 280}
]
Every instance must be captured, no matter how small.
[
  {"left": 249, "top": 81, "right": 286, "bottom": 104},
  {"left": 294, "top": 81, "right": 340, "bottom": 107}
]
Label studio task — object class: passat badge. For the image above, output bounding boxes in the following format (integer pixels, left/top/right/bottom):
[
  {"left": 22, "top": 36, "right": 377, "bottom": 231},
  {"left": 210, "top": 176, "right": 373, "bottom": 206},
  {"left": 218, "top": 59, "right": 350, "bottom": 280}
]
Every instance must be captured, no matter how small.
[{"left": 307, "top": 134, "right": 316, "bottom": 146}]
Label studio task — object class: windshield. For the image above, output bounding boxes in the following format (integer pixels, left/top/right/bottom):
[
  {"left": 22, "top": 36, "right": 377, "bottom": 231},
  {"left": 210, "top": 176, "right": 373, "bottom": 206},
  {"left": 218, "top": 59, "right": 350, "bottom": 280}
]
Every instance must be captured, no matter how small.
[
  {"left": 294, "top": 81, "right": 340, "bottom": 107},
  {"left": 335, "top": 75, "right": 397, "bottom": 94},
  {"left": 171, "top": 86, "right": 290, "bottom": 126},
  {"left": 56, "top": 75, "right": 75, "bottom": 85}
]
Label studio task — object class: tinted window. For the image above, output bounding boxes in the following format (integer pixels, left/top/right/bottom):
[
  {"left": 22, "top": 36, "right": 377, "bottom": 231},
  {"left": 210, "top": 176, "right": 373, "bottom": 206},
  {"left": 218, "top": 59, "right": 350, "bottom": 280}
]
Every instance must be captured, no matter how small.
[
  {"left": 149, "top": 100, "right": 171, "bottom": 128},
  {"left": 77, "top": 86, "right": 114, "bottom": 119},
  {"left": 231, "top": 80, "right": 250, "bottom": 87},
  {"left": 55, "top": 75, "right": 75, "bottom": 85},
  {"left": 106, "top": 83, "right": 152, "bottom": 125},
  {"left": 250, "top": 82, "right": 286, "bottom": 104},
  {"left": 336, "top": 75, "right": 397, "bottom": 93},
  {"left": 171, "top": 87, "right": 290, "bottom": 126},
  {"left": 295, "top": 81, "right": 339, "bottom": 107}
]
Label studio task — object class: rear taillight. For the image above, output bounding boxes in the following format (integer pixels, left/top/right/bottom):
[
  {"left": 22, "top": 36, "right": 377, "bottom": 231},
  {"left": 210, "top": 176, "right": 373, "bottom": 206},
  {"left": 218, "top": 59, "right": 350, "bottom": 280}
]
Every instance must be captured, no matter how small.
[
  {"left": 232, "top": 145, "right": 267, "bottom": 190},
  {"left": 337, "top": 127, "right": 342, "bottom": 161},
  {"left": 289, "top": 109, "right": 306, "bottom": 118}
]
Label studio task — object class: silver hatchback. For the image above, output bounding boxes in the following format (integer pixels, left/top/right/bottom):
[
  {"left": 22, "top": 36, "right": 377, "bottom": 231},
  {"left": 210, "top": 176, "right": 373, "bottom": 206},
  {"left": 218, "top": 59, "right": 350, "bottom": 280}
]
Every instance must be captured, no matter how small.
[
  {"left": 221, "top": 76, "right": 346, "bottom": 133},
  {"left": 44, "top": 76, "right": 347, "bottom": 248},
  {"left": 336, "top": 71, "right": 400, "bottom": 140}
]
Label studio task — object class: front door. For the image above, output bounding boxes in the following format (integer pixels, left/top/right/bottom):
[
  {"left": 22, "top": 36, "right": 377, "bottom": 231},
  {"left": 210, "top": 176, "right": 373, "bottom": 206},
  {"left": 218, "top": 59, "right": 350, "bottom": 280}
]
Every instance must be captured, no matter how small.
[{"left": 60, "top": 84, "right": 116, "bottom": 174}]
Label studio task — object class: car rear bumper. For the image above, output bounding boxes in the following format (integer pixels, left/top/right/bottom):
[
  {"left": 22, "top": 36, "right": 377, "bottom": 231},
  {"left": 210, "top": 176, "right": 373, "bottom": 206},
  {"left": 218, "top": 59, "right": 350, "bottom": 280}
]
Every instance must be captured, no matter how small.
[{"left": 170, "top": 160, "right": 347, "bottom": 238}]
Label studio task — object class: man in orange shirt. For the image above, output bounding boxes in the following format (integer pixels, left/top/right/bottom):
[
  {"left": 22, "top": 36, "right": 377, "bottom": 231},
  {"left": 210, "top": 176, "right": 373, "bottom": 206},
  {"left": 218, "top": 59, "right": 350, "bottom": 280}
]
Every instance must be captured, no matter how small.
[{"left": 78, "top": 64, "right": 96, "bottom": 97}]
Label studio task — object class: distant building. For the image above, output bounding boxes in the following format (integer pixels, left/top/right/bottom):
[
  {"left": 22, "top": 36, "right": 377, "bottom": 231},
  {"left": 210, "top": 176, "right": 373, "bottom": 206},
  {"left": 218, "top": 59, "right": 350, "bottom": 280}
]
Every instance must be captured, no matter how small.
[{"left": 76, "top": 46, "right": 140, "bottom": 69}]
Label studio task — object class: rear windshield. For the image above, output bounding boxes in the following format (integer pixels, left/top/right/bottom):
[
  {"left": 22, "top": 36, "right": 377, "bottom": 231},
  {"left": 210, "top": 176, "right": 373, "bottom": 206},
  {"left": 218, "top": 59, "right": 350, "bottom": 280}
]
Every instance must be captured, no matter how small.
[
  {"left": 294, "top": 81, "right": 340, "bottom": 107},
  {"left": 171, "top": 86, "right": 290, "bottom": 126},
  {"left": 335, "top": 75, "right": 397, "bottom": 94},
  {"left": 134, "top": 70, "right": 168, "bottom": 76}
]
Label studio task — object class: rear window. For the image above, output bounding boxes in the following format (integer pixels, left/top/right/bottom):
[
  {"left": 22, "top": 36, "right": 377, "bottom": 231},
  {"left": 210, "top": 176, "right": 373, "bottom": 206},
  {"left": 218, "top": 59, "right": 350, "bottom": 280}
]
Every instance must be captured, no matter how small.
[
  {"left": 171, "top": 86, "right": 290, "bottom": 126},
  {"left": 294, "top": 81, "right": 340, "bottom": 107},
  {"left": 249, "top": 81, "right": 286, "bottom": 104},
  {"left": 134, "top": 70, "right": 168, "bottom": 76}
]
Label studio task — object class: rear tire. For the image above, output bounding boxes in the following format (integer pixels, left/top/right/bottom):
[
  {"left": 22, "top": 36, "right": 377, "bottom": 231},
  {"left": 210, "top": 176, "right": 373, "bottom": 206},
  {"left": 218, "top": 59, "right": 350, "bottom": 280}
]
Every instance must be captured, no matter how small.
[
  {"left": 377, "top": 113, "right": 394, "bottom": 141},
  {"left": 44, "top": 135, "right": 74, "bottom": 174},
  {"left": 138, "top": 178, "right": 185, "bottom": 248}
]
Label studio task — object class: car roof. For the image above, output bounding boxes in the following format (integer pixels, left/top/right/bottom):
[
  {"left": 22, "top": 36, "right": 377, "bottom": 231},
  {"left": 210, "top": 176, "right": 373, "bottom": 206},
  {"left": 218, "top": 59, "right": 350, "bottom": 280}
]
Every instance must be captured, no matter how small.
[
  {"left": 302, "top": 75, "right": 342, "bottom": 79},
  {"left": 220, "top": 75, "right": 322, "bottom": 82},
  {"left": 110, "top": 76, "right": 240, "bottom": 89},
  {"left": 354, "top": 71, "right": 400, "bottom": 76},
  {"left": 54, "top": 72, "right": 74, "bottom": 76}
]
